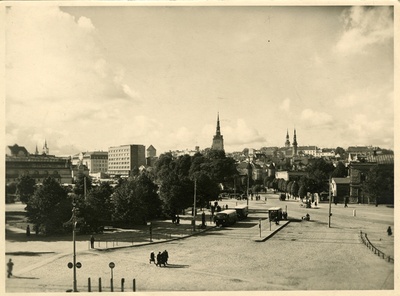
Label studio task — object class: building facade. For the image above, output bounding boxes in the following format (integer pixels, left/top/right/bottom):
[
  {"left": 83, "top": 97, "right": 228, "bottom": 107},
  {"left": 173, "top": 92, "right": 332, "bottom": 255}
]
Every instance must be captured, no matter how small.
[
  {"left": 211, "top": 113, "right": 224, "bottom": 151},
  {"left": 72, "top": 151, "right": 108, "bottom": 174},
  {"left": 107, "top": 144, "right": 146, "bottom": 177},
  {"left": 6, "top": 144, "right": 73, "bottom": 184}
]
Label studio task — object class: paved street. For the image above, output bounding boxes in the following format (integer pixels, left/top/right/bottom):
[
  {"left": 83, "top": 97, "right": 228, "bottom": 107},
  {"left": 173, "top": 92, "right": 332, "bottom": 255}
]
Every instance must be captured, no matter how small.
[{"left": 5, "top": 192, "right": 395, "bottom": 292}]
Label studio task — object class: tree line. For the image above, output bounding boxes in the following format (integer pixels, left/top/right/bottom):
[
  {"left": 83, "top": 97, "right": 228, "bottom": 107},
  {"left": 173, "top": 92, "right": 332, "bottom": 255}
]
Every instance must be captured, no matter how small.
[{"left": 6, "top": 153, "right": 393, "bottom": 235}]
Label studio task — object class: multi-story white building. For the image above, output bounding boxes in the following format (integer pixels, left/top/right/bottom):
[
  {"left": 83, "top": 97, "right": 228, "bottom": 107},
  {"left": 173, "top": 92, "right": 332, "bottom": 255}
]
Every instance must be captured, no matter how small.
[
  {"left": 108, "top": 144, "right": 146, "bottom": 177},
  {"left": 72, "top": 151, "right": 108, "bottom": 174}
]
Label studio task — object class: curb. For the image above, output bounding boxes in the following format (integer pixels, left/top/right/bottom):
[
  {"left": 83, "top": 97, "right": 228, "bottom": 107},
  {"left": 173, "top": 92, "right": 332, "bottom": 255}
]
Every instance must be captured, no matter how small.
[
  {"left": 254, "top": 220, "right": 291, "bottom": 242},
  {"left": 95, "top": 225, "right": 217, "bottom": 251}
]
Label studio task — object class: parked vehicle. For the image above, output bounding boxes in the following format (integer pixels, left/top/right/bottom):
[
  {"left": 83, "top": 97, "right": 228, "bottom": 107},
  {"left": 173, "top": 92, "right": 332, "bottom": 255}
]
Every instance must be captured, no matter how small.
[
  {"left": 268, "top": 207, "right": 283, "bottom": 222},
  {"left": 234, "top": 204, "right": 248, "bottom": 220},
  {"left": 214, "top": 209, "right": 238, "bottom": 226}
]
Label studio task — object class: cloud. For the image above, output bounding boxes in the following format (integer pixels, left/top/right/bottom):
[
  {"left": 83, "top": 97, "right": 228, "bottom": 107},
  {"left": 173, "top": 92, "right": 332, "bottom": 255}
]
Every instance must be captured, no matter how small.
[
  {"left": 343, "top": 114, "right": 393, "bottom": 147},
  {"left": 335, "top": 6, "right": 393, "bottom": 54},
  {"left": 300, "top": 109, "right": 333, "bottom": 128},
  {"left": 5, "top": 6, "right": 141, "bottom": 154},
  {"left": 222, "top": 119, "right": 266, "bottom": 148},
  {"left": 279, "top": 98, "right": 291, "bottom": 112}
]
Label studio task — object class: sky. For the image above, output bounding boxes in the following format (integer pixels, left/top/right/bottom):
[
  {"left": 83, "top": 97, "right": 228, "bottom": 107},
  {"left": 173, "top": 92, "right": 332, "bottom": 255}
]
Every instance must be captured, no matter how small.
[{"left": 4, "top": 3, "right": 395, "bottom": 156}]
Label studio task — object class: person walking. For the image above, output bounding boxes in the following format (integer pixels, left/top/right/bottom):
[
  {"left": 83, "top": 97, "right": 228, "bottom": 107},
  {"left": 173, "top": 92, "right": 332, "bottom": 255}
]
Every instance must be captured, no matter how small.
[
  {"left": 149, "top": 251, "right": 156, "bottom": 264},
  {"left": 7, "top": 259, "right": 14, "bottom": 278},
  {"left": 156, "top": 252, "right": 162, "bottom": 267},
  {"left": 163, "top": 250, "right": 169, "bottom": 265},
  {"left": 387, "top": 226, "right": 392, "bottom": 236},
  {"left": 26, "top": 225, "right": 30, "bottom": 237},
  {"left": 176, "top": 215, "right": 180, "bottom": 225},
  {"left": 90, "top": 235, "right": 95, "bottom": 249}
]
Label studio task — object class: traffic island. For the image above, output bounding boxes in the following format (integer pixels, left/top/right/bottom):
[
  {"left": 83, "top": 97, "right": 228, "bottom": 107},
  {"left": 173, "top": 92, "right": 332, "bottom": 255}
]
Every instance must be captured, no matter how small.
[{"left": 253, "top": 220, "right": 291, "bottom": 242}]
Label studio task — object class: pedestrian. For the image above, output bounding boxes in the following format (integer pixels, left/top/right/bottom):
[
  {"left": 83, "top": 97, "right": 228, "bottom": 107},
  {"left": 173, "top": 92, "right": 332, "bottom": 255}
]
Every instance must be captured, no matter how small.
[
  {"left": 387, "top": 226, "right": 392, "bottom": 236},
  {"left": 90, "top": 235, "right": 95, "bottom": 249},
  {"left": 26, "top": 225, "right": 30, "bottom": 237},
  {"left": 201, "top": 212, "right": 206, "bottom": 227},
  {"left": 7, "top": 259, "right": 14, "bottom": 278},
  {"left": 156, "top": 252, "right": 162, "bottom": 267},
  {"left": 225, "top": 204, "right": 228, "bottom": 210},
  {"left": 163, "top": 250, "right": 169, "bottom": 265},
  {"left": 149, "top": 251, "right": 156, "bottom": 264},
  {"left": 176, "top": 215, "right": 180, "bottom": 225}
]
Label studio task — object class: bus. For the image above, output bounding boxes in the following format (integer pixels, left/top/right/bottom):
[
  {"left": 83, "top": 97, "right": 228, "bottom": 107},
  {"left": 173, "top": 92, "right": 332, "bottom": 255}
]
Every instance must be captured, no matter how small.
[
  {"left": 234, "top": 204, "right": 249, "bottom": 220},
  {"left": 268, "top": 207, "right": 283, "bottom": 222},
  {"left": 214, "top": 209, "right": 238, "bottom": 226}
]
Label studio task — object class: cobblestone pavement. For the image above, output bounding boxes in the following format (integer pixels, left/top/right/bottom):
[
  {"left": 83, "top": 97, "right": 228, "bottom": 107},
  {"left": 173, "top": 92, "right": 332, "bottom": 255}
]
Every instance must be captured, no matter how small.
[{"left": 4, "top": 193, "right": 395, "bottom": 293}]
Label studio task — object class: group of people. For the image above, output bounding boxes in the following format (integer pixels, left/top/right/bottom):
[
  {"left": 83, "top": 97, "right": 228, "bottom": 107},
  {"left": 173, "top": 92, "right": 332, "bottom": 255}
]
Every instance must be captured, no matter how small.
[
  {"left": 252, "top": 195, "right": 262, "bottom": 201},
  {"left": 149, "top": 250, "right": 169, "bottom": 267},
  {"left": 171, "top": 215, "right": 180, "bottom": 225}
]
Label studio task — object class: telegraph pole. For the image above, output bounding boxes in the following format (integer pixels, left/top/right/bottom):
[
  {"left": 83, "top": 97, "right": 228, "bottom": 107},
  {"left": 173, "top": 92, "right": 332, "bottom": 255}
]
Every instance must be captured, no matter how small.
[{"left": 328, "top": 177, "right": 332, "bottom": 228}]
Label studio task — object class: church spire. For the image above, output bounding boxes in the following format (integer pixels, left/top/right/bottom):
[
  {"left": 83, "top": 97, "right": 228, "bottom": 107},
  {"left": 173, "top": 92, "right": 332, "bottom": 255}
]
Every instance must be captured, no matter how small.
[
  {"left": 292, "top": 128, "right": 298, "bottom": 156},
  {"left": 216, "top": 112, "right": 221, "bottom": 136},
  {"left": 43, "top": 139, "right": 49, "bottom": 155},
  {"left": 285, "top": 129, "right": 291, "bottom": 148},
  {"left": 211, "top": 112, "right": 224, "bottom": 151}
]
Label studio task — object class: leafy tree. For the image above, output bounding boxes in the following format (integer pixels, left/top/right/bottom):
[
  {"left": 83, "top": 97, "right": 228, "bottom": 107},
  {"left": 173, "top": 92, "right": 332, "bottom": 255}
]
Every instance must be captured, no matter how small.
[
  {"left": 331, "top": 161, "right": 347, "bottom": 178},
  {"left": 73, "top": 173, "right": 92, "bottom": 197},
  {"left": 81, "top": 182, "right": 114, "bottom": 232},
  {"left": 113, "top": 173, "right": 162, "bottom": 226},
  {"left": 16, "top": 175, "right": 36, "bottom": 203},
  {"left": 306, "top": 158, "right": 334, "bottom": 194},
  {"left": 159, "top": 172, "right": 193, "bottom": 217},
  {"left": 286, "top": 181, "right": 293, "bottom": 197},
  {"left": 335, "top": 147, "right": 346, "bottom": 158},
  {"left": 361, "top": 164, "right": 394, "bottom": 205},
  {"left": 26, "top": 177, "right": 71, "bottom": 235},
  {"left": 298, "top": 185, "right": 307, "bottom": 200},
  {"left": 154, "top": 153, "right": 175, "bottom": 181},
  {"left": 291, "top": 181, "right": 299, "bottom": 198}
]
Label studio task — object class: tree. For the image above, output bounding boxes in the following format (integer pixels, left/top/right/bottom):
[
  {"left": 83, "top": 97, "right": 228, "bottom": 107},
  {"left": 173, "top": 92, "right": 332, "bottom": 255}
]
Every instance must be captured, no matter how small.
[
  {"left": 291, "top": 181, "right": 299, "bottom": 198},
  {"left": 113, "top": 173, "right": 162, "bottom": 226},
  {"left": 81, "top": 182, "right": 114, "bottom": 232},
  {"left": 361, "top": 164, "right": 394, "bottom": 205},
  {"left": 16, "top": 175, "right": 36, "bottom": 203},
  {"left": 73, "top": 173, "right": 92, "bottom": 197},
  {"left": 298, "top": 185, "right": 307, "bottom": 200},
  {"left": 331, "top": 161, "right": 347, "bottom": 178},
  {"left": 306, "top": 158, "right": 334, "bottom": 194},
  {"left": 334, "top": 147, "right": 346, "bottom": 158},
  {"left": 26, "top": 177, "right": 71, "bottom": 235}
]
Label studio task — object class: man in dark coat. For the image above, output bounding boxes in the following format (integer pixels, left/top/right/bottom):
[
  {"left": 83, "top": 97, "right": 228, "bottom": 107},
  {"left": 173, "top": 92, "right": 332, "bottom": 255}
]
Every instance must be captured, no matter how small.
[{"left": 156, "top": 252, "right": 162, "bottom": 267}]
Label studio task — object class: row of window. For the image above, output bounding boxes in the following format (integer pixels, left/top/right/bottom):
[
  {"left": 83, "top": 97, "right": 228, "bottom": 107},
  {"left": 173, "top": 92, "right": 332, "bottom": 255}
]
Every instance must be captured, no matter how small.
[{"left": 10, "top": 170, "right": 59, "bottom": 176}]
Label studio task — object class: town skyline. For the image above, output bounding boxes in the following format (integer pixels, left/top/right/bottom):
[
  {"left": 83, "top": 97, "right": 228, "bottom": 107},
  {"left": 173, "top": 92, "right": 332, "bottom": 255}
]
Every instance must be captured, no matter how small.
[{"left": 5, "top": 4, "right": 394, "bottom": 156}]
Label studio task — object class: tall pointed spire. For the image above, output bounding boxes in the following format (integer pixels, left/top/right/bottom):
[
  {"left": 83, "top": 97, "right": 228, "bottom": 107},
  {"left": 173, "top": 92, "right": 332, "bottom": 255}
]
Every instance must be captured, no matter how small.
[
  {"left": 292, "top": 128, "right": 298, "bottom": 156},
  {"left": 216, "top": 112, "right": 221, "bottom": 136},
  {"left": 285, "top": 129, "right": 291, "bottom": 148},
  {"left": 211, "top": 112, "right": 224, "bottom": 151},
  {"left": 43, "top": 139, "right": 49, "bottom": 155},
  {"left": 35, "top": 144, "right": 39, "bottom": 155},
  {"left": 293, "top": 128, "right": 297, "bottom": 145}
]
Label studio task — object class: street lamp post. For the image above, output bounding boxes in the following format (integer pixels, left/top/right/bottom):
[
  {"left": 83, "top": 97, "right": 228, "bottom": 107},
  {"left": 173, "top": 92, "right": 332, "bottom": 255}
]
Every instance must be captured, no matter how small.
[
  {"left": 72, "top": 204, "right": 78, "bottom": 292},
  {"left": 193, "top": 178, "right": 197, "bottom": 232},
  {"left": 247, "top": 161, "right": 251, "bottom": 207}
]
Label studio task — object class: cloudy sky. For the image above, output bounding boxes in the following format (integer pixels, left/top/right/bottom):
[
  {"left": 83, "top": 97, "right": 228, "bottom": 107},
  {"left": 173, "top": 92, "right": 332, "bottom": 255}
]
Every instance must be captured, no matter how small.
[{"left": 5, "top": 4, "right": 394, "bottom": 156}]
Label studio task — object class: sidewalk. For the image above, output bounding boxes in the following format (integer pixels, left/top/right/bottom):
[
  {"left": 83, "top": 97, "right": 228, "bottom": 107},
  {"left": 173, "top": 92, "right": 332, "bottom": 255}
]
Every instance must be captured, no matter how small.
[{"left": 253, "top": 220, "right": 291, "bottom": 242}]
